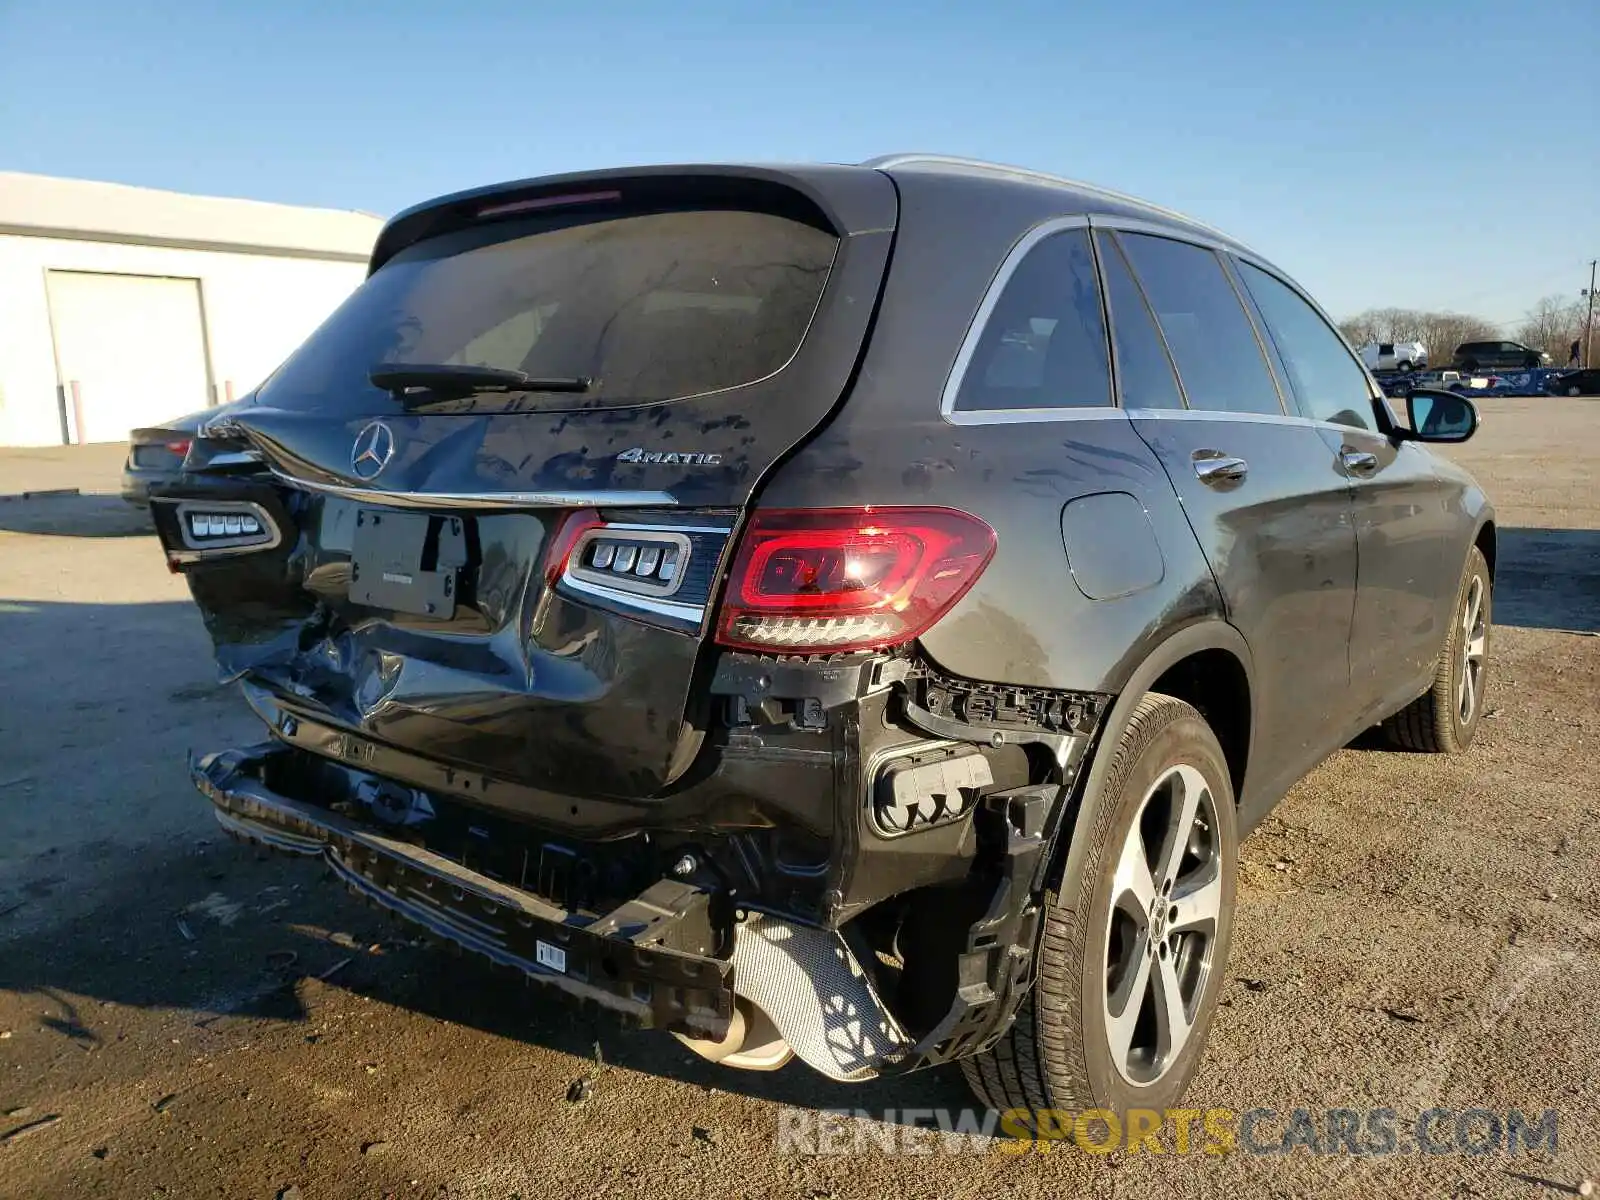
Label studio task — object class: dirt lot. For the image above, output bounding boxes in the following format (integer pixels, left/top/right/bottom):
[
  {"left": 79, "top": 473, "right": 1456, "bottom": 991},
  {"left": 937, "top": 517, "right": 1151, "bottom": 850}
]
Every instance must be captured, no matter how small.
[{"left": 1, "top": 398, "right": 1596, "bottom": 1199}]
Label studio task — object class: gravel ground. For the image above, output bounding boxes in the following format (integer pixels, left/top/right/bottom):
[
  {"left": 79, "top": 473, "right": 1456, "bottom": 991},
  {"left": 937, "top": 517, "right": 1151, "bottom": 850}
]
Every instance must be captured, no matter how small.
[{"left": 0, "top": 398, "right": 1596, "bottom": 1199}]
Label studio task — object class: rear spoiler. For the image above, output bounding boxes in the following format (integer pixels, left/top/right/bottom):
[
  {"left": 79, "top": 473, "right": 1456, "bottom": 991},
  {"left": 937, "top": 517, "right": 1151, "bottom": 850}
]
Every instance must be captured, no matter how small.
[{"left": 368, "top": 163, "right": 898, "bottom": 273}]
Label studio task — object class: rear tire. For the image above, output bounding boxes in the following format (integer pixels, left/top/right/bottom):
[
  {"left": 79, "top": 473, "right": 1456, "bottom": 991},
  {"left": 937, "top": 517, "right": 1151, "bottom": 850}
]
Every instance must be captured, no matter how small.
[
  {"left": 1382, "top": 546, "right": 1491, "bottom": 753},
  {"left": 961, "top": 694, "right": 1237, "bottom": 1126}
]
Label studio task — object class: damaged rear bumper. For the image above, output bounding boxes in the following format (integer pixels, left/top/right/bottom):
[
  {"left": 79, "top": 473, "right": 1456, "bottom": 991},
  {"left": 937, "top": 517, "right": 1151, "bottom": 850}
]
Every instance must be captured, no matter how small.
[
  {"left": 191, "top": 743, "right": 917, "bottom": 1079},
  {"left": 193, "top": 743, "right": 736, "bottom": 1040}
]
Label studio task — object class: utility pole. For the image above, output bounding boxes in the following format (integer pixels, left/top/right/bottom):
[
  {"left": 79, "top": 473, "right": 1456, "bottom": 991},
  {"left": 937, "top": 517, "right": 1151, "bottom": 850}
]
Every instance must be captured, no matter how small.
[{"left": 1586, "top": 259, "right": 1597, "bottom": 369}]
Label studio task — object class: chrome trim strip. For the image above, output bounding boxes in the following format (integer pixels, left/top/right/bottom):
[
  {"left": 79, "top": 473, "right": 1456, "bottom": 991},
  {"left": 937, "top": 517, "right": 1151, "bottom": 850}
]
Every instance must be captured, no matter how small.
[
  {"left": 1125, "top": 407, "right": 1308, "bottom": 426},
  {"left": 940, "top": 215, "right": 1098, "bottom": 426},
  {"left": 559, "top": 573, "right": 706, "bottom": 623},
  {"left": 946, "top": 407, "right": 1127, "bottom": 426},
  {"left": 602, "top": 521, "right": 734, "bottom": 535},
  {"left": 270, "top": 469, "right": 677, "bottom": 510},
  {"left": 1125, "top": 407, "right": 1378, "bottom": 437}
]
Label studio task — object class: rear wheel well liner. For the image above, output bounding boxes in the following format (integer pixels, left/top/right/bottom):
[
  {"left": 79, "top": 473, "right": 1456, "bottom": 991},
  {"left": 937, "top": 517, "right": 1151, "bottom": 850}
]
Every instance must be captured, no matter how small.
[
  {"left": 1474, "top": 519, "right": 1496, "bottom": 579},
  {"left": 1149, "top": 649, "right": 1251, "bottom": 805}
]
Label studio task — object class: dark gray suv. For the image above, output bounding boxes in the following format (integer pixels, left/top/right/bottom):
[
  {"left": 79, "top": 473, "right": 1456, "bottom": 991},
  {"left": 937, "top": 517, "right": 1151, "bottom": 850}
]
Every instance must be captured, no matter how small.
[
  {"left": 1453, "top": 339, "right": 1551, "bottom": 371},
  {"left": 153, "top": 155, "right": 1494, "bottom": 1121}
]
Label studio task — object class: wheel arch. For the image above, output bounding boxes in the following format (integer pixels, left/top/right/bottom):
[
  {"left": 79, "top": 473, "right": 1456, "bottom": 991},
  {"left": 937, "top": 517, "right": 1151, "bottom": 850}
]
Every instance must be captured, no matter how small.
[{"left": 1045, "top": 620, "right": 1254, "bottom": 896}]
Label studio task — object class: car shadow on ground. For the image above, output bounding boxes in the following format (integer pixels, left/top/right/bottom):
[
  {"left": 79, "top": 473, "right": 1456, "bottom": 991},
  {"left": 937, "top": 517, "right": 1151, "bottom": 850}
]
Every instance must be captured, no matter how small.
[
  {"left": 0, "top": 846, "right": 970, "bottom": 1117},
  {"left": 1493, "top": 527, "right": 1600, "bottom": 634},
  {"left": 0, "top": 492, "right": 152, "bottom": 537}
]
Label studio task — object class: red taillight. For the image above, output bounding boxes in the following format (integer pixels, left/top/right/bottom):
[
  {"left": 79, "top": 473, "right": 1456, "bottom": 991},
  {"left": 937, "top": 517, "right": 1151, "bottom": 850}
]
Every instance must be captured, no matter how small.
[
  {"left": 715, "top": 507, "right": 996, "bottom": 654},
  {"left": 544, "top": 509, "right": 602, "bottom": 587},
  {"left": 165, "top": 438, "right": 192, "bottom": 457}
]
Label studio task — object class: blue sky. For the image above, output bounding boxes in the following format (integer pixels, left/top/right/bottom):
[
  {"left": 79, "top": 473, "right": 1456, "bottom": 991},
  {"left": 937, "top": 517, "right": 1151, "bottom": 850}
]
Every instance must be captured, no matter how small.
[{"left": 2, "top": 0, "right": 1595, "bottom": 324}]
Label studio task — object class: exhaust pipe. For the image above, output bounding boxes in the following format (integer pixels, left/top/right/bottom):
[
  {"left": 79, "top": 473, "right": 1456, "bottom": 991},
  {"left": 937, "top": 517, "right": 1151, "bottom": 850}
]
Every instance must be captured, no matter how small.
[
  {"left": 690, "top": 913, "right": 910, "bottom": 1081},
  {"left": 673, "top": 997, "right": 792, "bottom": 1071}
]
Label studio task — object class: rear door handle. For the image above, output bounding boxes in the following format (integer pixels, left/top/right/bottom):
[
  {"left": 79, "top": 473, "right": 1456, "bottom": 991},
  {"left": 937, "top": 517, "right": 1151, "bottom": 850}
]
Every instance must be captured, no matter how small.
[
  {"left": 1191, "top": 450, "right": 1249, "bottom": 485},
  {"left": 1340, "top": 448, "right": 1380, "bottom": 476}
]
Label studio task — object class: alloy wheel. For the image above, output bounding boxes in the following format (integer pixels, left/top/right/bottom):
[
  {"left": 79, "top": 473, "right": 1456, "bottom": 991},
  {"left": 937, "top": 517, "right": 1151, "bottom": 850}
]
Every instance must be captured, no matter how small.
[
  {"left": 1103, "top": 764, "right": 1223, "bottom": 1086},
  {"left": 1458, "top": 575, "right": 1487, "bottom": 724}
]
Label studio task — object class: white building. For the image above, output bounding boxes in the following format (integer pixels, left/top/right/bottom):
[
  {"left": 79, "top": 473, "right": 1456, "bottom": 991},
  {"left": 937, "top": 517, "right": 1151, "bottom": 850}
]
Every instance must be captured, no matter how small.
[{"left": 0, "top": 172, "right": 384, "bottom": 446}]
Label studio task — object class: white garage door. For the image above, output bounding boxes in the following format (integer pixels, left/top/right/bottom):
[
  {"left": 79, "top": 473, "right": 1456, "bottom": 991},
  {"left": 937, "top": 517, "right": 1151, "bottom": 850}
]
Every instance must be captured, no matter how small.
[{"left": 47, "top": 271, "right": 213, "bottom": 444}]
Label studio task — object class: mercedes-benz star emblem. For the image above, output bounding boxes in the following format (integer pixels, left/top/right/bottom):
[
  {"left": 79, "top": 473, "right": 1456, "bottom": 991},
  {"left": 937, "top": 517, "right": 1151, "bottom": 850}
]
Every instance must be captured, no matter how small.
[{"left": 350, "top": 420, "right": 395, "bottom": 480}]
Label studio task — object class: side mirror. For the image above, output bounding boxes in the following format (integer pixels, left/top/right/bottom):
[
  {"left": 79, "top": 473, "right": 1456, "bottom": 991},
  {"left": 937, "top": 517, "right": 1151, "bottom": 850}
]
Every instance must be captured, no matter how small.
[{"left": 1405, "top": 388, "right": 1478, "bottom": 443}]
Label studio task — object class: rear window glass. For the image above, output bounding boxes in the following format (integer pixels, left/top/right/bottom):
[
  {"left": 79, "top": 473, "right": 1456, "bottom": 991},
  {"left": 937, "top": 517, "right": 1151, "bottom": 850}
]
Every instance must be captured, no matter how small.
[
  {"left": 953, "top": 228, "right": 1111, "bottom": 412},
  {"left": 258, "top": 208, "right": 837, "bottom": 410}
]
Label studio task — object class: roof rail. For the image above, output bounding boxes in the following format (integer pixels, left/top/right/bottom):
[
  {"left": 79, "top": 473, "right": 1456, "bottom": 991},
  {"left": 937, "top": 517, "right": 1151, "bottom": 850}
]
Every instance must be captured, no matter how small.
[{"left": 860, "top": 153, "right": 1239, "bottom": 246}]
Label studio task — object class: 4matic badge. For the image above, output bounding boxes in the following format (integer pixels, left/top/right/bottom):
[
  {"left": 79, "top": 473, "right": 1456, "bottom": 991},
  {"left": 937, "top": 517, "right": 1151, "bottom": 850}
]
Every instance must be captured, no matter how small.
[{"left": 616, "top": 448, "right": 723, "bottom": 466}]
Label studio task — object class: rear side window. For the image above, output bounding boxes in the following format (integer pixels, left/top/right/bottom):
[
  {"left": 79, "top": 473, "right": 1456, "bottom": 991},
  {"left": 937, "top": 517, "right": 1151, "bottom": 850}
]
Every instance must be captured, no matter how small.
[
  {"left": 1116, "top": 233, "right": 1283, "bottom": 416},
  {"left": 1238, "top": 262, "right": 1374, "bottom": 430},
  {"left": 1097, "top": 233, "right": 1185, "bottom": 410},
  {"left": 258, "top": 208, "right": 837, "bottom": 410},
  {"left": 953, "top": 227, "right": 1111, "bottom": 413}
]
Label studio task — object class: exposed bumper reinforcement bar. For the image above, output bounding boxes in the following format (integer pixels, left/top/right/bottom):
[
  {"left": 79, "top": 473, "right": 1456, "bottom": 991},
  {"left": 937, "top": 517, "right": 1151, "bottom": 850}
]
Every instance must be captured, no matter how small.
[{"left": 191, "top": 745, "right": 734, "bottom": 1039}]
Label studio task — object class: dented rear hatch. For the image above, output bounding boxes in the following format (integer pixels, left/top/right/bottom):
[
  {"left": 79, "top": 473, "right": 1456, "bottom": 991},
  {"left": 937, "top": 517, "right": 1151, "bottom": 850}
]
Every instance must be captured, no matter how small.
[{"left": 159, "top": 166, "right": 896, "bottom": 811}]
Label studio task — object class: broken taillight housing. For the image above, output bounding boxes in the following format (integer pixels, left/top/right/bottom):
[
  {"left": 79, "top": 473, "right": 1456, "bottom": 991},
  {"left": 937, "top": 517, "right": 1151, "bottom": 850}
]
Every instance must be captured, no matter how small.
[
  {"left": 715, "top": 507, "right": 996, "bottom": 654},
  {"left": 543, "top": 509, "right": 603, "bottom": 587}
]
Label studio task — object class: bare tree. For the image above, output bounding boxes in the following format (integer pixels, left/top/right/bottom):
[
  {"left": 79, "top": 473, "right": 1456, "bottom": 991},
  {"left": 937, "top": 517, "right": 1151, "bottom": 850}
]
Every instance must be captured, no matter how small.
[
  {"left": 1515, "top": 295, "right": 1587, "bottom": 363},
  {"left": 1338, "top": 316, "right": 1376, "bottom": 348},
  {"left": 1338, "top": 307, "right": 1500, "bottom": 363}
]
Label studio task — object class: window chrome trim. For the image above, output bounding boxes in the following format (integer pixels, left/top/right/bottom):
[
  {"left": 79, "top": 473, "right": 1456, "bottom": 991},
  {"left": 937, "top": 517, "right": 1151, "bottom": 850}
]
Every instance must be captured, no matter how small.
[
  {"left": 270, "top": 469, "right": 677, "bottom": 510},
  {"left": 945, "top": 407, "right": 1129, "bottom": 426},
  {"left": 1124, "top": 406, "right": 1377, "bottom": 438},
  {"left": 941, "top": 215, "right": 1120, "bottom": 426},
  {"left": 1085, "top": 214, "right": 1236, "bottom": 254},
  {"left": 1125, "top": 407, "right": 1311, "bottom": 426},
  {"left": 558, "top": 572, "right": 705, "bottom": 623}
]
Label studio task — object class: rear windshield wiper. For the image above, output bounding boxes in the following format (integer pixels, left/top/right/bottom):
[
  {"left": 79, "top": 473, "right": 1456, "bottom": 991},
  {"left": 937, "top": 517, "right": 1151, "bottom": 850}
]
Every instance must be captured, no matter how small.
[{"left": 369, "top": 363, "right": 592, "bottom": 405}]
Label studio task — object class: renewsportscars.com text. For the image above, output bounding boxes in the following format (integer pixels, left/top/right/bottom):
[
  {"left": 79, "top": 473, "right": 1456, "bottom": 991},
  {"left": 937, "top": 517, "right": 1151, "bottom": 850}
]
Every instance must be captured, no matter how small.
[{"left": 777, "top": 1106, "right": 1559, "bottom": 1157}]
